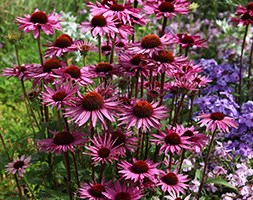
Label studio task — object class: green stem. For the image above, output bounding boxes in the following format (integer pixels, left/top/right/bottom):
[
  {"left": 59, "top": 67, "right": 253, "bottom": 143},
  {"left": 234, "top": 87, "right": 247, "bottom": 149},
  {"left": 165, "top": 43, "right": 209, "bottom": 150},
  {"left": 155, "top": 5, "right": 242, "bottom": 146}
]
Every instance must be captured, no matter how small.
[
  {"left": 98, "top": 35, "right": 102, "bottom": 62},
  {"left": 64, "top": 152, "right": 73, "bottom": 200},
  {"left": 14, "top": 174, "right": 23, "bottom": 199},
  {"left": 23, "top": 175, "right": 36, "bottom": 199},
  {"left": 110, "top": 34, "right": 116, "bottom": 64},
  {"left": 14, "top": 45, "right": 21, "bottom": 66},
  {"left": 72, "top": 152, "right": 80, "bottom": 187}
]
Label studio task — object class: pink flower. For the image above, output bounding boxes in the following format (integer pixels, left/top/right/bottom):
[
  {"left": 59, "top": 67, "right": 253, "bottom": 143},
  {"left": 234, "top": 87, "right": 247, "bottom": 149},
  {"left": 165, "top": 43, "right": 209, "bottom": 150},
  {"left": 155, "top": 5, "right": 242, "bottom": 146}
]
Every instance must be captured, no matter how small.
[
  {"left": 89, "top": 62, "right": 118, "bottom": 78},
  {"left": 144, "top": 0, "right": 190, "bottom": 20},
  {"left": 5, "top": 155, "right": 31, "bottom": 177},
  {"left": 42, "top": 83, "right": 79, "bottom": 110},
  {"left": 16, "top": 9, "right": 61, "bottom": 38},
  {"left": 232, "top": 2, "right": 253, "bottom": 26},
  {"left": 151, "top": 127, "right": 191, "bottom": 155},
  {"left": 78, "top": 180, "right": 111, "bottom": 200},
  {"left": 85, "top": 133, "right": 123, "bottom": 166},
  {"left": 80, "top": 15, "right": 118, "bottom": 37},
  {"left": 76, "top": 40, "right": 97, "bottom": 56},
  {"left": 197, "top": 112, "right": 238, "bottom": 133},
  {"left": 119, "top": 100, "right": 167, "bottom": 131},
  {"left": 103, "top": 181, "right": 143, "bottom": 200},
  {"left": 165, "top": 190, "right": 191, "bottom": 200},
  {"left": 158, "top": 170, "right": 189, "bottom": 195},
  {"left": 37, "top": 130, "right": 86, "bottom": 154},
  {"left": 64, "top": 90, "right": 119, "bottom": 128},
  {"left": 44, "top": 34, "right": 77, "bottom": 58},
  {"left": 1, "top": 64, "right": 32, "bottom": 80},
  {"left": 118, "top": 159, "right": 160, "bottom": 184},
  {"left": 176, "top": 33, "right": 207, "bottom": 48}
]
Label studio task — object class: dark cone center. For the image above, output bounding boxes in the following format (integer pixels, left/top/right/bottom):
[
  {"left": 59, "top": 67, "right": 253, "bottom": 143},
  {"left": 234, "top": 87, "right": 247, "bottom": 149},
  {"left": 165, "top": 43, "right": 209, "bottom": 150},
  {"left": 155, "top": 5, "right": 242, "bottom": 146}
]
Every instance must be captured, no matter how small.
[
  {"left": 13, "top": 161, "right": 25, "bottom": 169},
  {"left": 91, "top": 15, "right": 107, "bottom": 27},
  {"left": 182, "top": 130, "right": 193, "bottom": 137},
  {"left": 133, "top": 101, "right": 153, "bottom": 118},
  {"left": 153, "top": 50, "right": 174, "bottom": 63},
  {"left": 64, "top": 65, "right": 81, "bottom": 79},
  {"left": 43, "top": 58, "right": 62, "bottom": 73},
  {"left": 52, "top": 91, "right": 67, "bottom": 102},
  {"left": 164, "top": 131, "right": 181, "bottom": 145},
  {"left": 82, "top": 92, "right": 104, "bottom": 111},
  {"left": 115, "top": 192, "right": 131, "bottom": 200},
  {"left": 110, "top": 4, "right": 125, "bottom": 11},
  {"left": 88, "top": 184, "right": 105, "bottom": 198},
  {"left": 210, "top": 112, "right": 225, "bottom": 121},
  {"left": 141, "top": 34, "right": 162, "bottom": 49},
  {"left": 53, "top": 131, "right": 74, "bottom": 145},
  {"left": 158, "top": 2, "right": 175, "bottom": 12},
  {"left": 130, "top": 160, "right": 149, "bottom": 174},
  {"left": 180, "top": 34, "right": 195, "bottom": 45},
  {"left": 98, "top": 147, "right": 111, "bottom": 158},
  {"left": 161, "top": 172, "right": 178, "bottom": 185},
  {"left": 54, "top": 34, "right": 73, "bottom": 48},
  {"left": 95, "top": 62, "right": 113, "bottom": 73},
  {"left": 30, "top": 11, "right": 48, "bottom": 24},
  {"left": 130, "top": 54, "right": 143, "bottom": 65}
]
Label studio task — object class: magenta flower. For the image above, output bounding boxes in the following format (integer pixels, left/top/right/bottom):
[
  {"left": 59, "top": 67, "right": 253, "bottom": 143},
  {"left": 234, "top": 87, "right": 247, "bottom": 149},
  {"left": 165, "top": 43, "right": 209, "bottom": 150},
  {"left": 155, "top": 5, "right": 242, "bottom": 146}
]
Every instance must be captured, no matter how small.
[
  {"left": 54, "top": 65, "right": 93, "bottom": 86},
  {"left": 197, "top": 112, "right": 238, "bottom": 133},
  {"left": 176, "top": 124, "right": 208, "bottom": 153},
  {"left": 151, "top": 127, "right": 191, "bottom": 155},
  {"left": 37, "top": 130, "right": 86, "bottom": 154},
  {"left": 80, "top": 15, "right": 118, "bottom": 37},
  {"left": 75, "top": 40, "right": 97, "bottom": 56},
  {"left": 89, "top": 62, "right": 118, "bottom": 78},
  {"left": 85, "top": 133, "right": 123, "bottom": 166},
  {"left": 42, "top": 83, "right": 79, "bottom": 110},
  {"left": 78, "top": 180, "right": 111, "bottom": 200},
  {"left": 118, "top": 159, "right": 160, "bottom": 184},
  {"left": 5, "top": 155, "right": 31, "bottom": 177},
  {"left": 16, "top": 9, "right": 61, "bottom": 38},
  {"left": 176, "top": 33, "right": 207, "bottom": 49},
  {"left": 1, "top": 64, "right": 32, "bottom": 80},
  {"left": 165, "top": 190, "right": 191, "bottom": 200},
  {"left": 158, "top": 170, "right": 189, "bottom": 195},
  {"left": 44, "top": 34, "right": 77, "bottom": 58},
  {"left": 103, "top": 181, "right": 143, "bottom": 200},
  {"left": 119, "top": 100, "right": 167, "bottom": 131},
  {"left": 64, "top": 90, "right": 119, "bottom": 128},
  {"left": 232, "top": 2, "right": 253, "bottom": 26},
  {"left": 129, "top": 34, "right": 177, "bottom": 57},
  {"left": 144, "top": 0, "right": 190, "bottom": 20}
]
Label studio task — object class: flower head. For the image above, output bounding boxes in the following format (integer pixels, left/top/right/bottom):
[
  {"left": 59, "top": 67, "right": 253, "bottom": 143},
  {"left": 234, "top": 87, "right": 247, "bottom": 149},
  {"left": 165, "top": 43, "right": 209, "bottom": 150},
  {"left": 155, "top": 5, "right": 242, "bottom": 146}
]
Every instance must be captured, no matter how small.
[
  {"left": 197, "top": 112, "right": 238, "bottom": 133},
  {"left": 16, "top": 9, "right": 61, "bottom": 38},
  {"left": 1, "top": 64, "right": 32, "bottom": 80},
  {"left": 5, "top": 155, "right": 31, "bottom": 177},
  {"left": 232, "top": 2, "right": 253, "bottom": 26}
]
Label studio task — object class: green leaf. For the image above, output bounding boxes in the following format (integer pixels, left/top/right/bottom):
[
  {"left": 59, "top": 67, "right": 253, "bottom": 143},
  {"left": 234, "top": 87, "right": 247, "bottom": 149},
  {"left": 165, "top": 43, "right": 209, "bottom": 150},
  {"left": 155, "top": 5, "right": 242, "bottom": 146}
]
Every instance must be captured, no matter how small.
[{"left": 206, "top": 178, "right": 238, "bottom": 193}]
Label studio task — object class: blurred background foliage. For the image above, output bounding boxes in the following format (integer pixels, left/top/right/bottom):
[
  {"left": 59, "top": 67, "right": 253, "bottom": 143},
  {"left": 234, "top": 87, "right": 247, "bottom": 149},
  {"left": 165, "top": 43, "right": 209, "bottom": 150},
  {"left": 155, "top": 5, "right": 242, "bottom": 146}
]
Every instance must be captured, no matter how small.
[{"left": 0, "top": 0, "right": 250, "bottom": 198}]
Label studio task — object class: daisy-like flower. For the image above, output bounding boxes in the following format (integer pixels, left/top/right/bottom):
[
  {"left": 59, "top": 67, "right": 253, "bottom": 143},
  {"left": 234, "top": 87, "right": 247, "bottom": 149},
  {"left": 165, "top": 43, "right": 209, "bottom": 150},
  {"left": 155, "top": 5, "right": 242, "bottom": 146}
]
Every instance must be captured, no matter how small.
[
  {"left": 107, "top": 129, "right": 137, "bottom": 154},
  {"left": 42, "top": 83, "right": 79, "bottom": 110},
  {"left": 78, "top": 180, "right": 111, "bottom": 200},
  {"left": 151, "top": 127, "right": 191, "bottom": 155},
  {"left": 197, "top": 112, "right": 238, "bottom": 133},
  {"left": 129, "top": 34, "right": 177, "bottom": 57},
  {"left": 5, "top": 155, "right": 31, "bottom": 177},
  {"left": 165, "top": 190, "right": 191, "bottom": 200},
  {"left": 147, "top": 50, "right": 188, "bottom": 74},
  {"left": 119, "top": 100, "right": 167, "bottom": 131},
  {"left": 37, "top": 130, "right": 86, "bottom": 154},
  {"left": 76, "top": 40, "right": 97, "bottom": 56},
  {"left": 80, "top": 15, "right": 118, "bottom": 37},
  {"left": 103, "top": 181, "right": 143, "bottom": 200},
  {"left": 44, "top": 34, "right": 77, "bottom": 58},
  {"left": 118, "top": 159, "right": 160, "bottom": 184},
  {"left": 232, "top": 2, "right": 253, "bottom": 26},
  {"left": 89, "top": 62, "right": 118, "bottom": 78},
  {"left": 64, "top": 90, "right": 119, "bottom": 128},
  {"left": 176, "top": 124, "right": 208, "bottom": 153},
  {"left": 54, "top": 65, "right": 93, "bottom": 86},
  {"left": 16, "top": 9, "right": 61, "bottom": 38},
  {"left": 85, "top": 133, "right": 123, "bottom": 166},
  {"left": 177, "top": 33, "right": 207, "bottom": 49},
  {"left": 1, "top": 64, "right": 32, "bottom": 80},
  {"left": 144, "top": 0, "right": 190, "bottom": 20},
  {"left": 158, "top": 170, "right": 189, "bottom": 195}
]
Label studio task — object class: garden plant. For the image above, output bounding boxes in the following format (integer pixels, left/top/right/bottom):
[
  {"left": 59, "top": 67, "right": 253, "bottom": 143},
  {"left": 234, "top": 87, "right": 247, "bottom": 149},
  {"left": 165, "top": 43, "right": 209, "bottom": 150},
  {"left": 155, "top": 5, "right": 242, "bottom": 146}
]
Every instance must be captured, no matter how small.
[{"left": 0, "top": 0, "right": 253, "bottom": 199}]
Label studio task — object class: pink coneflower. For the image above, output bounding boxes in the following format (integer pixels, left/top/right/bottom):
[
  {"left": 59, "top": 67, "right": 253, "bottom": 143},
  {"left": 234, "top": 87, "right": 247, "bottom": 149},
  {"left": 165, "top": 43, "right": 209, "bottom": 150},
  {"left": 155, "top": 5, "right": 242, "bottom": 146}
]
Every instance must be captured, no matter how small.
[
  {"left": 75, "top": 40, "right": 97, "bottom": 56},
  {"left": 5, "top": 155, "right": 31, "bottom": 177},
  {"left": 158, "top": 170, "right": 189, "bottom": 195},
  {"left": 147, "top": 50, "right": 188, "bottom": 74},
  {"left": 107, "top": 129, "right": 137, "bottom": 154},
  {"left": 89, "top": 62, "right": 118, "bottom": 78},
  {"left": 78, "top": 180, "right": 111, "bottom": 200},
  {"left": 119, "top": 100, "right": 167, "bottom": 131},
  {"left": 176, "top": 124, "right": 208, "bottom": 153},
  {"left": 80, "top": 15, "right": 118, "bottom": 37},
  {"left": 1, "top": 64, "right": 32, "bottom": 80},
  {"left": 85, "top": 133, "right": 123, "bottom": 166},
  {"left": 165, "top": 190, "right": 191, "bottom": 200},
  {"left": 176, "top": 33, "right": 207, "bottom": 49},
  {"left": 16, "top": 9, "right": 61, "bottom": 38},
  {"left": 118, "top": 159, "right": 160, "bottom": 184},
  {"left": 129, "top": 34, "right": 177, "bottom": 57},
  {"left": 103, "top": 181, "right": 143, "bottom": 200},
  {"left": 42, "top": 83, "right": 79, "bottom": 110},
  {"left": 197, "top": 112, "right": 238, "bottom": 133},
  {"left": 187, "top": 74, "right": 211, "bottom": 89},
  {"left": 54, "top": 65, "right": 93, "bottom": 86},
  {"left": 64, "top": 90, "right": 119, "bottom": 128},
  {"left": 151, "top": 127, "right": 191, "bottom": 155},
  {"left": 37, "top": 130, "right": 86, "bottom": 154},
  {"left": 232, "top": 2, "right": 253, "bottom": 26},
  {"left": 44, "top": 34, "right": 77, "bottom": 58},
  {"left": 144, "top": 0, "right": 190, "bottom": 20}
]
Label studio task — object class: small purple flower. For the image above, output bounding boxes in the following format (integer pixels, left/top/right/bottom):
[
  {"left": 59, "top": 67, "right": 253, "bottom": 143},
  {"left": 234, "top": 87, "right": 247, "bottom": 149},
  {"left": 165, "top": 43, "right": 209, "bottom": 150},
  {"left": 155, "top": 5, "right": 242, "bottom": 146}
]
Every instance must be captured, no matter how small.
[{"left": 5, "top": 155, "right": 31, "bottom": 177}]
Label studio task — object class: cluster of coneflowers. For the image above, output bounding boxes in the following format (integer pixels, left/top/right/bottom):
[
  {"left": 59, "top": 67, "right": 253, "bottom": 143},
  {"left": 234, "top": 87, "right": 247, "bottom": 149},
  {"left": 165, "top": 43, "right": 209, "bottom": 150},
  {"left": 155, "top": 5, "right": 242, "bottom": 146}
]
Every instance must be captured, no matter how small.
[{"left": 1, "top": 0, "right": 242, "bottom": 199}]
